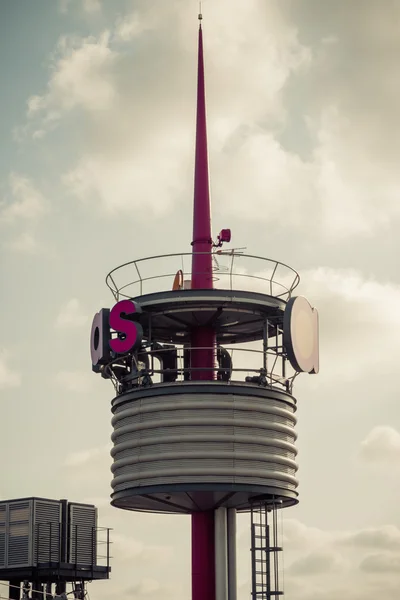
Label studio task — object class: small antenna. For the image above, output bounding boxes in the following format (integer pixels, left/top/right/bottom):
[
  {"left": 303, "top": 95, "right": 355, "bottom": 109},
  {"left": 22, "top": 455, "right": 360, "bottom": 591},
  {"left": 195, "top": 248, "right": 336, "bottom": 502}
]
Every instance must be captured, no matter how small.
[{"left": 198, "top": 1, "right": 202, "bottom": 21}]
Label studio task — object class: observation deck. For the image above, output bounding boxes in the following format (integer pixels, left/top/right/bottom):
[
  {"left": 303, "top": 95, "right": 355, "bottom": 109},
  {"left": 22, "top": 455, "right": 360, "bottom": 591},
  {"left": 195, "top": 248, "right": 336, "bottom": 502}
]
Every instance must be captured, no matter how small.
[{"left": 100, "top": 252, "right": 302, "bottom": 514}]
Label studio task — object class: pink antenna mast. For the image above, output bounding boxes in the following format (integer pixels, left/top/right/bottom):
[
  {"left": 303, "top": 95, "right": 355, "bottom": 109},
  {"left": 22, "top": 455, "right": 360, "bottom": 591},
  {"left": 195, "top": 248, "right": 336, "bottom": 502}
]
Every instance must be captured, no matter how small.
[
  {"left": 191, "top": 10, "right": 212, "bottom": 290},
  {"left": 190, "top": 12, "right": 217, "bottom": 600}
]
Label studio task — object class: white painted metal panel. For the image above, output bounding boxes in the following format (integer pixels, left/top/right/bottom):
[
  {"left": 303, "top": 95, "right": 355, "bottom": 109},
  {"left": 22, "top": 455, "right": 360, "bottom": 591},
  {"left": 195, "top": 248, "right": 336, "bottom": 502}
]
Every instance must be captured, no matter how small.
[{"left": 111, "top": 387, "right": 298, "bottom": 508}]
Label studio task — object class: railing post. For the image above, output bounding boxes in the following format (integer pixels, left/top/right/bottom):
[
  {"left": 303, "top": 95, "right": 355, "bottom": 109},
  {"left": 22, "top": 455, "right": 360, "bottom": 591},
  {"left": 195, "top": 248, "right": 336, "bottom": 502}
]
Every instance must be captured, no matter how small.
[
  {"left": 58, "top": 521, "right": 61, "bottom": 565},
  {"left": 250, "top": 520, "right": 256, "bottom": 599},
  {"left": 106, "top": 528, "right": 110, "bottom": 572}
]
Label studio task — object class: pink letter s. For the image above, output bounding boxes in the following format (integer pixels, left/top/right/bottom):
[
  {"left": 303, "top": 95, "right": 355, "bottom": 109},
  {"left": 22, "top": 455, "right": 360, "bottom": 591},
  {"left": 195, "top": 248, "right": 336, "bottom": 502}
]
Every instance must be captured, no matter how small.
[{"left": 109, "top": 300, "right": 143, "bottom": 354}]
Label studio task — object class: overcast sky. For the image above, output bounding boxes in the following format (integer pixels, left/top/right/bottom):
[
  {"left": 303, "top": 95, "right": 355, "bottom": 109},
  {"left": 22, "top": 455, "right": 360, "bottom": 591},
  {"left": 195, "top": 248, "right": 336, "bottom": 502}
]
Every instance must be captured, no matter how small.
[{"left": 1, "top": 1, "right": 400, "bottom": 599}]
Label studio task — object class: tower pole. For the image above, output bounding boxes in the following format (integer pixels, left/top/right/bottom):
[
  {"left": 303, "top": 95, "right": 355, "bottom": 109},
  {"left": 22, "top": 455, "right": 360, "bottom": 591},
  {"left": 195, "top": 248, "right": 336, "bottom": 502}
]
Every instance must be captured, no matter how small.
[{"left": 190, "top": 16, "right": 217, "bottom": 600}]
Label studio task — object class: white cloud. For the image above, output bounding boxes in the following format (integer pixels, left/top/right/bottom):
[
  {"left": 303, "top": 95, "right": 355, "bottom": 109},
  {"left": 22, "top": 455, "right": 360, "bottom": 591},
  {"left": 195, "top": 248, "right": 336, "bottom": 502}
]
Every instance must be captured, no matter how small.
[
  {"left": 55, "top": 370, "right": 94, "bottom": 393},
  {"left": 36, "top": 1, "right": 396, "bottom": 238},
  {"left": 290, "top": 550, "right": 344, "bottom": 576},
  {"left": 113, "top": 534, "right": 173, "bottom": 565},
  {"left": 60, "top": 0, "right": 101, "bottom": 15},
  {"left": 0, "top": 173, "right": 47, "bottom": 222},
  {"left": 213, "top": 131, "right": 315, "bottom": 228},
  {"left": 114, "top": 11, "right": 153, "bottom": 41},
  {"left": 236, "top": 518, "right": 400, "bottom": 599},
  {"left": 283, "top": 520, "right": 400, "bottom": 599},
  {"left": 5, "top": 232, "right": 40, "bottom": 254},
  {"left": 64, "top": 442, "right": 111, "bottom": 467},
  {"left": 212, "top": 104, "right": 400, "bottom": 239},
  {"left": 27, "top": 31, "right": 116, "bottom": 128},
  {"left": 283, "top": 518, "right": 331, "bottom": 549},
  {"left": 125, "top": 579, "right": 161, "bottom": 596},
  {"left": 312, "top": 107, "right": 400, "bottom": 236},
  {"left": 16, "top": 0, "right": 400, "bottom": 240},
  {"left": 55, "top": 298, "right": 88, "bottom": 329},
  {"left": 359, "top": 427, "right": 400, "bottom": 465},
  {"left": 0, "top": 352, "right": 21, "bottom": 389},
  {"left": 62, "top": 134, "right": 191, "bottom": 215},
  {"left": 83, "top": 0, "right": 101, "bottom": 13},
  {"left": 360, "top": 553, "right": 400, "bottom": 574},
  {"left": 298, "top": 267, "right": 400, "bottom": 382},
  {"left": 340, "top": 524, "right": 400, "bottom": 551},
  {"left": 26, "top": 1, "right": 311, "bottom": 216},
  {"left": 122, "top": 580, "right": 182, "bottom": 600}
]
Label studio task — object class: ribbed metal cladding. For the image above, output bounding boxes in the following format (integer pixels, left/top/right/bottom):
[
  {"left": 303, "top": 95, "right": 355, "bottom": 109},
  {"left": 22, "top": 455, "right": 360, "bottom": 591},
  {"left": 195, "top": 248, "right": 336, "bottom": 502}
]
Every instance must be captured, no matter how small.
[
  {"left": 33, "top": 499, "right": 62, "bottom": 564},
  {"left": 7, "top": 501, "right": 31, "bottom": 567},
  {"left": 68, "top": 504, "right": 97, "bottom": 565},
  {"left": 111, "top": 383, "right": 298, "bottom": 511},
  {"left": 0, "top": 504, "right": 5, "bottom": 567}
]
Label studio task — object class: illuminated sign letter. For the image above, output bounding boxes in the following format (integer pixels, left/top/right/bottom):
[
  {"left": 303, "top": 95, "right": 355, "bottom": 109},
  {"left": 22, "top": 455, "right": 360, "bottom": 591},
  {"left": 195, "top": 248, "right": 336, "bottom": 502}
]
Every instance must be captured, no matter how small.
[
  {"left": 283, "top": 296, "right": 319, "bottom": 374},
  {"left": 90, "top": 309, "right": 111, "bottom": 371},
  {"left": 109, "top": 299, "right": 143, "bottom": 354}
]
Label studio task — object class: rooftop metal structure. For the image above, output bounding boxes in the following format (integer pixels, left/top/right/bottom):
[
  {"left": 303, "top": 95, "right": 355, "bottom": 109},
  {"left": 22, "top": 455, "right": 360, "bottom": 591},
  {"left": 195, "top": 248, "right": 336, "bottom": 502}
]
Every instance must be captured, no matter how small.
[{"left": 0, "top": 498, "right": 111, "bottom": 600}]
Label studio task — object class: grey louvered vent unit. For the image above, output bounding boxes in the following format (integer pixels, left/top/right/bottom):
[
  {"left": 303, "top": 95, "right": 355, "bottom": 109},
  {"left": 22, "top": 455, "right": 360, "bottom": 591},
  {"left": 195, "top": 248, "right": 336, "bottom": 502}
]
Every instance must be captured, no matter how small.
[
  {"left": 68, "top": 504, "right": 97, "bottom": 565},
  {"left": 8, "top": 501, "right": 31, "bottom": 567},
  {"left": 34, "top": 499, "right": 62, "bottom": 564},
  {"left": 0, "top": 504, "right": 6, "bottom": 568},
  {"left": 0, "top": 497, "right": 110, "bottom": 581},
  {"left": 0, "top": 499, "right": 61, "bottom": 568}
]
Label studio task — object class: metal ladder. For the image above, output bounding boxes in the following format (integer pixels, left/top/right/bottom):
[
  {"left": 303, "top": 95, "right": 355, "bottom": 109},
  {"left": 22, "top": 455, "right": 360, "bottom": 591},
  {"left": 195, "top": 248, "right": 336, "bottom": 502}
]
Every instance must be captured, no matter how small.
[{"left": 250, "top": 502, "right": 283, "bottom": 599}]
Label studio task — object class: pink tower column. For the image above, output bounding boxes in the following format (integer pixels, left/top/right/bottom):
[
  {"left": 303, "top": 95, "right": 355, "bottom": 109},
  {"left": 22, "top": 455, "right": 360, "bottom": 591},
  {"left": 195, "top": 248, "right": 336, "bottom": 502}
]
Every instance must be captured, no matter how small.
[{"left": 190, "top": 21, "right": 216, "bottom": 600}]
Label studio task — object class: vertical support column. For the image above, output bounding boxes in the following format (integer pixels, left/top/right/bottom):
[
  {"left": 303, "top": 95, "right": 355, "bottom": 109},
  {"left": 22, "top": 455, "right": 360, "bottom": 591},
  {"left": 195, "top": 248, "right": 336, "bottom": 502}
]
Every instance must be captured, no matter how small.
[
  {"left": 55, "top": 582, "right": 66, "bottom": 596},
  {"left": 215, "top": 508, "right": 228, "bottom": 600},
  {"left": 191, "top": 22, "right": 216, "bottom": 600},
  {"left": 32, "top": 582, "right": 43, "bottom": 600},
  {"left": 9, "top": 580, "right": 20, "bottom": 600},
  {"left": 192, "top": 511, "right": 215, "bottom": 600},
  {"left": 190, "top": 328, "right": 216, "bottom": 381},
  {"left": 227, "top": 509, "right": 237, "bottom": 600}
]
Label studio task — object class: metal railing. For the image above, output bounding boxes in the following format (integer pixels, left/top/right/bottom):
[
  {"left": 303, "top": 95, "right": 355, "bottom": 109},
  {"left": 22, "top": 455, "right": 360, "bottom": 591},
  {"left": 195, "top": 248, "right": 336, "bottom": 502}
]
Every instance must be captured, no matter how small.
[
  {"left": 105, "top": 252, "right": 300, "bottom": 301},
  {"left": 35, "top": 523, "right": 111, "bottom": 571},
  {"left": 102, "top": 343, "right": 297, "bottom": 396}
]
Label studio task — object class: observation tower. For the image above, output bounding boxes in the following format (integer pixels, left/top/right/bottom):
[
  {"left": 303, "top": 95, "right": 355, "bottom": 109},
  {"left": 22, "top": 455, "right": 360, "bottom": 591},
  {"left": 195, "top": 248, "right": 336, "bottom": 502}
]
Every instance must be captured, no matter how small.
[{"left": 90, "top": 13, "right": 319, "bottom": 600}]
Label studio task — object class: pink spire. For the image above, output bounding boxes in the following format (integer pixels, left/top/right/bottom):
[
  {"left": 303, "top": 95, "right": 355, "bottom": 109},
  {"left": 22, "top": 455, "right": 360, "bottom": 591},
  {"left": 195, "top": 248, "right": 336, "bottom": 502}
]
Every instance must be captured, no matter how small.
[
  {"left": 191, "top": 20, "right": 213, "bottom": 290},
  {"left": 190, "top": 18, "right": 217, "bottom": 600}
]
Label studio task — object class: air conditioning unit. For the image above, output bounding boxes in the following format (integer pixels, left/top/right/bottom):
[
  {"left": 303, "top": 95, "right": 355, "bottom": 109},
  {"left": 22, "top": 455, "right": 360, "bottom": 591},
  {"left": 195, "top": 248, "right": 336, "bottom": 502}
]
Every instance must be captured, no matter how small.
[
  {"left": 68, "top": 503, "right": 97, "bottom": 565},
  {"left": 0, "top": 498, "right": 61, "bottom": 568}
]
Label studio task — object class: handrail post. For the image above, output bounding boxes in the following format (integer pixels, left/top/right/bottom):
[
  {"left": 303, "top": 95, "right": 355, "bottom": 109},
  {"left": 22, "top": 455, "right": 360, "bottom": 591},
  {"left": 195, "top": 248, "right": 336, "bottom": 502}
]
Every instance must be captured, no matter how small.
[
  {"left": 91, "top": 526, "right": 94, "bottom": 579},
  {"left": 106, "top": 528, "right": 110, "bottom": 573}
]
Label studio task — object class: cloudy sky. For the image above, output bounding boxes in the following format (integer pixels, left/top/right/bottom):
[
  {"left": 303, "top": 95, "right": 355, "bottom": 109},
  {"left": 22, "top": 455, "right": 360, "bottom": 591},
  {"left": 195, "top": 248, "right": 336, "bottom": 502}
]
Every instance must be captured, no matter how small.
[{"left": 1, "top": 0, "right": 400, "bottom": 598}]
